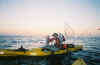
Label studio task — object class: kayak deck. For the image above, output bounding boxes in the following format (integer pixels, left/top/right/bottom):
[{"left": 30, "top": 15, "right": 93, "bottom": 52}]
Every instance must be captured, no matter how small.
[{"left": 0, "top": 45, "right": 83, "bottom": 56}]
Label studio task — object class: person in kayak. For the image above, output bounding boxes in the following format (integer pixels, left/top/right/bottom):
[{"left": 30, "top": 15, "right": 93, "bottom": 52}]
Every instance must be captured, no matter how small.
[
  {"left": 43, "top": 33, "right": 59, "bottom": 52},
  {"left": 58, "top": 33, "right": 66, "bottom": 48},
  {"left": 49, "top": 33, "right": 60, "bottom": 48},
  {"left": 44, "top": 33, "right": 66, "bottom": 52}
]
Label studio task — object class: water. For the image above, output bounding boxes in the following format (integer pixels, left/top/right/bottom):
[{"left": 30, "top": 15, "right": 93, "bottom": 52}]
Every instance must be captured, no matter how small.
[
  {"left": 74, "top": 37, "right": 100, "bottom": 65},
  {"left": 0, "top": 35, "right": 46, "bottom": 49},
  {"left": 0, "top": 35, "right": 100, "bottom": 65}
]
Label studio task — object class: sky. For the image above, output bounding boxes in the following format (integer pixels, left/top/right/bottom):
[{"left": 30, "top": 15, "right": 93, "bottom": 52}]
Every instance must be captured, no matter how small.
[{"left": 0, "top": 0, "right": 100, "bottom": 36}]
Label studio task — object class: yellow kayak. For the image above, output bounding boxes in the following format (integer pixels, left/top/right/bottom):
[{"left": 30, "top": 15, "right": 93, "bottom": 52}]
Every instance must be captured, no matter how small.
[
  {"left": 72, "top": 58, "right": 87, "bottom": 65},
  {"left": 0, "top": 45, "right": 83, "bottom": 56}
]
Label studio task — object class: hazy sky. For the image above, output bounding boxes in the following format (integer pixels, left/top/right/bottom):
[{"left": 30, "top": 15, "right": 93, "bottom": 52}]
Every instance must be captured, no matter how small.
[{"left": 0, "top": 0, "right": 100, "bottom": 36}]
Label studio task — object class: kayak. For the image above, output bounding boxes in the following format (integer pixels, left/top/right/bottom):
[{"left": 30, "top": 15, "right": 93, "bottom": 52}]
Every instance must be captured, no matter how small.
[
  {"left": 72, "top": 58, "right": 87, "bottom": 65},
  {"left": 0, "top": 45, "right": 83, "bottom": 56}
]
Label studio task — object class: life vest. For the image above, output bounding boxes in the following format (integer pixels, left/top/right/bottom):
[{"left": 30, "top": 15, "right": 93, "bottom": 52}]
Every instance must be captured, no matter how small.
[
  {"left": 49, "top": 37, "right": 60, "bottom": 48},
  {"left": 63, "top": 44, "right": 67, "bottom": 49}
]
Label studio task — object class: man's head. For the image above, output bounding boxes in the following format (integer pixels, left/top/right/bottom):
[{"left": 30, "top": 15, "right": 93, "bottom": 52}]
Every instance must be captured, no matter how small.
[{"left": 52, "top": 33, "right": 58, "bottom": 38}]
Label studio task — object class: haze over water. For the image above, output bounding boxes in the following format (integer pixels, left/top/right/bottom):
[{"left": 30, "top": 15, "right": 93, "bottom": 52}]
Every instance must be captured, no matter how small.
[{"left": 0, "top": 0, "right": 100, "bottom": 36}]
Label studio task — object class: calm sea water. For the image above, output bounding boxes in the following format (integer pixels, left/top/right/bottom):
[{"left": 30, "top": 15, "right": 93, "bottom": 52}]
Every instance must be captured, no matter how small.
[{"left": 0, "top": 35, "right": 100, "bottom": 65}]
